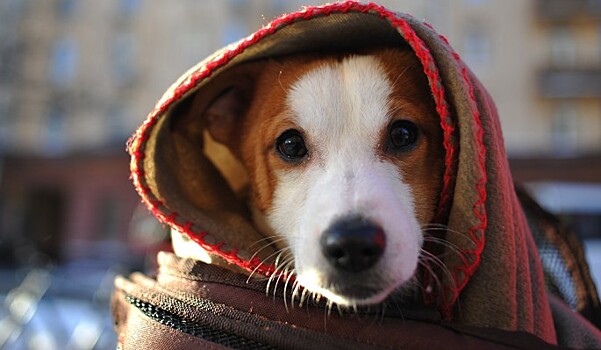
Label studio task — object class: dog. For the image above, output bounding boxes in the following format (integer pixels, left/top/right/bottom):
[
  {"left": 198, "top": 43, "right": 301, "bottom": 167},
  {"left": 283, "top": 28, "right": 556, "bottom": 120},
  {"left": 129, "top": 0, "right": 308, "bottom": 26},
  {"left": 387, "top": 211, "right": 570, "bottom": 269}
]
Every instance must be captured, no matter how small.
[{"left": 177, "top": 47, "right": 444, "bottom": 308}]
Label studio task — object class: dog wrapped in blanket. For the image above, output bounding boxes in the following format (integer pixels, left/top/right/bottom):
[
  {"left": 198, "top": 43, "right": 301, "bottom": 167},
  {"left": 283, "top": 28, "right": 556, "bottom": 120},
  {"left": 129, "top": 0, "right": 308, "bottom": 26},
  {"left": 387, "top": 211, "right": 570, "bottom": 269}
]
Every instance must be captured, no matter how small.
[{"left": 113, "top": 2, "right": 601, "bottom": 348}]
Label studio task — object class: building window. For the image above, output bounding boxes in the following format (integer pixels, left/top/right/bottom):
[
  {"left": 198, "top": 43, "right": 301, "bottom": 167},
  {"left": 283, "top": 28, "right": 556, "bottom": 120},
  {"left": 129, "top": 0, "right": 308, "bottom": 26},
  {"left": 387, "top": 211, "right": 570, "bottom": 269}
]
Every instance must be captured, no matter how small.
[
  {"left": 462, "top": 26, "right": 492, "bottom": 68},
  {"left": 46, "top": 104, "right": 67, "bottom": 154},
  {"left": 106, "top": 104, "right": 128, "bottom": 143},
  {"left": 271, "top": 0, "right": 289, "bottom": 17},
  {"left": 229, "top": 0, "right": 247, "bottom": 14},
  {"left": 551, "top": 103, "right": 579, "bottom": 155},
  {"left": 96, "top": 195, "right": 121, "bottom": 240},
  {"left": 23, "top": 188, "right": 66, "bottom": 261},
  {"left": 567, "top": 213, "right": 601, "bottom": 240},
  {"left": 49, "top": 37, "right": 78, "bottom": 88},
  {"left": 182, "top": 31, "right": 209, "bottom": 67},
  {"left": 0, "top": 93, "right": 12, "bottom": 151},
  {"left": 56, "top": 0, "right": 76, "bottom": 19},
  {"left": 464, "top": 0, "right": 488, "bottom": 5},
  {"left": 423, "top": 0, "right": 449, "bottom": 33},
  {"left": 550, "top": 26, "right": 577, "bottom": 68},
  {"left": 111, "top": 33, "right": 136, "bottom": 87},
  {"left": 598, "top": 24, "right": 601, "bottom": 64},
  {"left": 222, "top": 22, "right": 247, "bottom": 46},
  {"left": 119, "top": 0, "right": 141, "bottom": 17}
]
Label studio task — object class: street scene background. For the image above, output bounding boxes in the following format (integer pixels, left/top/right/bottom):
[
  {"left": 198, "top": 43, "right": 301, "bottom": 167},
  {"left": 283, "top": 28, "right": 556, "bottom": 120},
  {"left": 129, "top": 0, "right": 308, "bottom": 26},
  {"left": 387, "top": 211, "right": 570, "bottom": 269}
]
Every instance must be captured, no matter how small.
[{"left": 1, "top": 0, "right": 600, "bottom": 349}]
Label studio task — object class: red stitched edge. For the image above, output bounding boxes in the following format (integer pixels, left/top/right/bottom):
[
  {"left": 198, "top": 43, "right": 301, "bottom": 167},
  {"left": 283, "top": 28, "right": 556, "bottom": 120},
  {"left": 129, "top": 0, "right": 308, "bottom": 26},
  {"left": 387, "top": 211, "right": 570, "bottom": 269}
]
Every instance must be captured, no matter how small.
[
  {"left": 432, "top": 42, "right": 488, "bottom": 318},
  {"left": 128, "top": 0, "right": 487, "bottom": 315}
]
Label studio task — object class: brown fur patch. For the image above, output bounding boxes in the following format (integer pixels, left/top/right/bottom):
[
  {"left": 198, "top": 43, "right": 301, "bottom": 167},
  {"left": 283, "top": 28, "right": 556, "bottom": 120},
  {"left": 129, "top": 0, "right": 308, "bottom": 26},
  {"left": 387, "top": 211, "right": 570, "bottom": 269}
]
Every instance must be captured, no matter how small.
[
  {"left": 376, "top": 49, "right": 444, "bottom": 225},
  {"left": 237, "top": 57, "right": 337, "bottom": 213},
  {"left": 213, "top": 48, "right": 443, "bottom": 226}
]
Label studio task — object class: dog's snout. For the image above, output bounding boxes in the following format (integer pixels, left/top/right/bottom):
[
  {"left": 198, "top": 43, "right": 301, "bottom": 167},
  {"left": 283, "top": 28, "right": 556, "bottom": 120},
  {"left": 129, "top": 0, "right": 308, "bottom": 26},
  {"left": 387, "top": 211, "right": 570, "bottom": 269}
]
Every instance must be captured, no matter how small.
[{"left": 320, "top": 216, "right": 386, "bottom": 272}]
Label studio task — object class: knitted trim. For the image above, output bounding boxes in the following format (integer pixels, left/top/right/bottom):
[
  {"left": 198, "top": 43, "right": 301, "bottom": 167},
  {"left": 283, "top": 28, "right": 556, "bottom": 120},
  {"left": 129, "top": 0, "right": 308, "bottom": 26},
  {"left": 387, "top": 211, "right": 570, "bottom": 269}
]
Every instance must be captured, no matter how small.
[
  {"left": 428, "top": 32, "right": 488, "bottom": 317},
  {"left": 450, "top": 51, "right": 488, "bottom": 314},
  {"left": 128, "top": 1, "right": 487, "bottom": 314}
]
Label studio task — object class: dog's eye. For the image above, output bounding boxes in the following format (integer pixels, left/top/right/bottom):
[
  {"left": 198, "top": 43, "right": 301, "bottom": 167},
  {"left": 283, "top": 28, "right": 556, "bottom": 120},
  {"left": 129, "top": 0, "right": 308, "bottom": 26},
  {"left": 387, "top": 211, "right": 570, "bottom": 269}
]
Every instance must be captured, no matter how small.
[
  {"left": 389, "top": 120, "right": 419, "bottom": 150},
  {"left": 276, "top": 129, "right": 307, "bottom": 161}
]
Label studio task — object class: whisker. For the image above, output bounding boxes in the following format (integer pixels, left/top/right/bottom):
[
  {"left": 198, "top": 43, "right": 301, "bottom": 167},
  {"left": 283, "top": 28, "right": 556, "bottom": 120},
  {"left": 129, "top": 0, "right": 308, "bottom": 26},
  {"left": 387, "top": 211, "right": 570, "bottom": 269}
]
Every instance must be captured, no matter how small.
[
  {"left": 420, "top": 249, "right": 454, "bottom": 283},
  {"left": 266, "top": 266, "right": 279, "bottom": 297},
  {"left": 422, "top": 236, "right": 464, "bottom": 257},
  {"left": 315, "top": 293, "right": 322, "bottom": 304},
  {"left": 335, "top": 303, "right": 345, "bottom": 317},
  {"left": 323, "top": 299, "right": 329, "bottom": 331},
  {"left": 418, "top": 258, "right": 443, "bottom": 298},
  {"left": 278, "top": 70, "right": 285, "bottom": 92},
  {"left": 291, "top": 279, "right": 303, "bottom": 307},
  {"left": 278, "top": 261, "right": 293, "bottom": 294},
  {"left": 248, "top": 235, "right": 287, "bottom": 249},
  {"left": 391, "top": 65, "right": 411, "bottom": 88},
  {"left": 249, "top": 239, "right": 286, "bottom": 263},
  {"left": 418, "top": 249, "right": 458, "bottom": 303},
  {"left": 266, "top": 254, "right": 291, "bottom": 297},
  {"left": 283, "top": 267, "right": 296, "bottom": 311},
  {"left": 326, "top": 299, "right": 334, "bottom": 317},
  {"left": 265, "top": 253, "right": 290, "bottom": 292},
  {"left": 421, "top": 225, "right": 475, "bottom": 246},
  {"left": 299, "top": 284, "right": 311, "bottom": 307},
  {"left": 246, "top": 237, "right": 296, "bottom": 283},
  {"left": 275, "top": 250, "right": 287, "bottom": 267},
  {"left": 247, "top": 260, "right": 267, "bottom": 283}
]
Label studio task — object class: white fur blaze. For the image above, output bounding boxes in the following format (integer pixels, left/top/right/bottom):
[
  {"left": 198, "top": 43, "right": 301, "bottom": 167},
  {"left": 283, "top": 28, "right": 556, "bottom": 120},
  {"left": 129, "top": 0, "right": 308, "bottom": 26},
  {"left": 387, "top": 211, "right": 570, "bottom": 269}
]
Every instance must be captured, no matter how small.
[{"left": 267, "top": 55, "right": 422, "bottom": 305}]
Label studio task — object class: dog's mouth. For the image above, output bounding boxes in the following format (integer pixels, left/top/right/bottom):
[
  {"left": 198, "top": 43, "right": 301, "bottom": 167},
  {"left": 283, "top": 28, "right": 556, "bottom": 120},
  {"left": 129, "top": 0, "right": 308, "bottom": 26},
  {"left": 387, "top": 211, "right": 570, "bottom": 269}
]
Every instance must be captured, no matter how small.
[
  {"left": 285, "top": 215, "right": 420, "bottom": 306},
  {"left": 329, "top": 284, "right": 382, "bottom": 300},
  {"left": 295, "top": 268, "right": 399, "bottom": 306}
]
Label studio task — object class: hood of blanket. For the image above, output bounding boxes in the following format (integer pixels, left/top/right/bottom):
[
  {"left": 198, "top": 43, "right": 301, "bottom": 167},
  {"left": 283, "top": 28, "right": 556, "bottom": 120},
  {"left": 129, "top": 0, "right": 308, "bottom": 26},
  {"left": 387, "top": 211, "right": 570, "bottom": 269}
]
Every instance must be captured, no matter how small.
[{"left": 128, "top": 1, "right": 556, "bottom": 343}]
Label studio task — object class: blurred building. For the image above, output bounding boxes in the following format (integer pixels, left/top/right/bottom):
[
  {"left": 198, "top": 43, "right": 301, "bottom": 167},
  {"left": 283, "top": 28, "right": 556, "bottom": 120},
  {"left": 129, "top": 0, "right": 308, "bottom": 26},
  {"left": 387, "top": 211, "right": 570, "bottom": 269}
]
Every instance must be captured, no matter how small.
[
  {"left": 0, "top": 0, "right": 144, "bottom": 263},
  {"left": 0, "top": 0, "right": 600, "bottom": 264},
  {"left": 516, "top": 0, "right": 601, "bottom": 237},
  {"left": 0, "top": 0, "right": 325, "bottom": 264}
]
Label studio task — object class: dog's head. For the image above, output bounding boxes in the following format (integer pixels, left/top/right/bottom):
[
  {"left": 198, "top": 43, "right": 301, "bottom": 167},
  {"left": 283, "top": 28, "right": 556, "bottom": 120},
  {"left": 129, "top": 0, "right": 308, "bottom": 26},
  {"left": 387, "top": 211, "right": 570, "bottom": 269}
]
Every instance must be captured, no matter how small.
[{"left": 204, "top": 47, "right": 444, "bottom": 306}]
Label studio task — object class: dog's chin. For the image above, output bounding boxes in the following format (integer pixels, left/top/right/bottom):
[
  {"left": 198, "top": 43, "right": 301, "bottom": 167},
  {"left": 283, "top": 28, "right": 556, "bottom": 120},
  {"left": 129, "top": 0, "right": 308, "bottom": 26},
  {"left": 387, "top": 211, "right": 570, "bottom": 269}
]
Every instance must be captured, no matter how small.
[
  {"left": 297, "top": 272, "right": 403, "bottom": 307},
  {"left": 320, "top": 286, "right": 395, "bottom": 307}
]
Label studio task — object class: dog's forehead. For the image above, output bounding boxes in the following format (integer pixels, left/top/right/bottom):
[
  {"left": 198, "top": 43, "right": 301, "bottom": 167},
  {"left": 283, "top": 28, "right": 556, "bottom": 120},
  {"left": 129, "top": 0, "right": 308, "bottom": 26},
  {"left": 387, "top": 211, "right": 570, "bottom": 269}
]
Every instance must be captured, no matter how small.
[{"left": 286, "top": 55, "right": 392, "bottom": 145}]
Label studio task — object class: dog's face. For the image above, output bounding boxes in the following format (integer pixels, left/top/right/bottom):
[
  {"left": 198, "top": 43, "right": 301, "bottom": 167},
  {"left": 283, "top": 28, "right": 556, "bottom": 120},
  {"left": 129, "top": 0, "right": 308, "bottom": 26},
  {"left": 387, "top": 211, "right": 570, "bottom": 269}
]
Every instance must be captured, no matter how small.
[{"left": 206, "top": 48, "right": 443, "bottom": 306}]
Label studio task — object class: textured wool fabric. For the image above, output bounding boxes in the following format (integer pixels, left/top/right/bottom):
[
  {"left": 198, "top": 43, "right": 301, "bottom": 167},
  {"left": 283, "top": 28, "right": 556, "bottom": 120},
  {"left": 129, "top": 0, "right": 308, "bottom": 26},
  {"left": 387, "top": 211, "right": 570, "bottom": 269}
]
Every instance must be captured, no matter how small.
[
  {"left": 125, "top": 1, "right": 601, "bottom": 347},
  {"left": 112, "top": 252, "right": 566, "bottom": 349}
]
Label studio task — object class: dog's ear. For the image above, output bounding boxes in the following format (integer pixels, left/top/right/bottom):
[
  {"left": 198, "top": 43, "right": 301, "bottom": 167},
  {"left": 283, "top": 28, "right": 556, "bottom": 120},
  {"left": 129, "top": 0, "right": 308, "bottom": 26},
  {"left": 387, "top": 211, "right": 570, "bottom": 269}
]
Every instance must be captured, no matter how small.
[
  {"left": 205, "top": 86, "right": 249, "bottom": 148},
  {"left": 163, "top": 62, "right": 265, "bottom": 215},
  {"left": 204, "top": 63, "right": 265, "bottom": 155},
  {"left": 154, "top": 61, "right": 275, "bottom": 261}
]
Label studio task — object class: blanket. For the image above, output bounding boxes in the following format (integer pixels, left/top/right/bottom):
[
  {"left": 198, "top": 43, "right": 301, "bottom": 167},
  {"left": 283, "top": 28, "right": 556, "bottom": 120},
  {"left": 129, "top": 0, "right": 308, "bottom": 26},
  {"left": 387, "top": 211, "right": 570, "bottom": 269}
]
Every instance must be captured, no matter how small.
[{"left": 124, "top": 2, "right": 601, "bottom": 347}]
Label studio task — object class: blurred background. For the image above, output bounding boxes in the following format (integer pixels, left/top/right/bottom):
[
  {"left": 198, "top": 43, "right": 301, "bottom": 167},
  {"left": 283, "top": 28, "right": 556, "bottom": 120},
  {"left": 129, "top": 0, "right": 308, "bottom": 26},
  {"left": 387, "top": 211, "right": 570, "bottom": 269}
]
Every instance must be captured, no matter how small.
[{"left": 0, "top": 0, "right": 600, "bottom": 349}]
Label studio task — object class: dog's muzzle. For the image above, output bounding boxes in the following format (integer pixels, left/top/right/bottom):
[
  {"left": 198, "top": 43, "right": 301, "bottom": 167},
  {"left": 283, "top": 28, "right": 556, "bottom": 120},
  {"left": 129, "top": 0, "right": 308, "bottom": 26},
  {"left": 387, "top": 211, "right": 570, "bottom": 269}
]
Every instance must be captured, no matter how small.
[{"left": 320, "top": 216, "right": 386, "bottom": 273}]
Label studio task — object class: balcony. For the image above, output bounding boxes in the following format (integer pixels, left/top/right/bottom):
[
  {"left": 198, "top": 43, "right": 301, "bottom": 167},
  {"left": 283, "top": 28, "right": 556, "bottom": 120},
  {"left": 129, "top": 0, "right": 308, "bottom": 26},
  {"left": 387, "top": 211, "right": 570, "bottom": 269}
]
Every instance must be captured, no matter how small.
[
  {"left": 536, "top": 0, "right": 601, "bottom": 22},
  {"left": 509, "top": 154, "right": 601, "bottom": 183},
  {"left": 538, "top": 69, "right": 601, "bottom": 98}
]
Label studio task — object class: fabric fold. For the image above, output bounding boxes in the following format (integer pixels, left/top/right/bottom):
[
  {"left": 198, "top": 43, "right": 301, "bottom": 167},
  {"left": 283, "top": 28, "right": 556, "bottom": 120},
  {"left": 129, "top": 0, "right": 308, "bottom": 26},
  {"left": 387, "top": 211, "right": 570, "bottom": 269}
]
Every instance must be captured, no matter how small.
[{"left": 123, "top": 1, "right": 601, "bottom": 347}]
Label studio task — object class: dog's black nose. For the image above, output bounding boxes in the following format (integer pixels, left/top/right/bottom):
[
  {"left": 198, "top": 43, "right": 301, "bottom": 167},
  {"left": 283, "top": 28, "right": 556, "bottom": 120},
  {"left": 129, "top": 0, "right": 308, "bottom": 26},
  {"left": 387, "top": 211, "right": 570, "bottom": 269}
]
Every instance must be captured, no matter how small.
[{"left": 320, "top": 216, "right": 386, "bottom": 272}]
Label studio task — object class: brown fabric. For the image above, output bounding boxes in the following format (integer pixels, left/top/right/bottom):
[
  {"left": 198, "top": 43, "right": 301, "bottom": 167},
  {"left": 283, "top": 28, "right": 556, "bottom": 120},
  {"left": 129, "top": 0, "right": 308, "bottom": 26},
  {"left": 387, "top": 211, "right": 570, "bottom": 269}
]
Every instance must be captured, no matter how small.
[
  {"left": 401, "top": 19, "right": 556, "bottom": 339},
  {"left": 549, "top": 294, "right": 601, "bottom": 349},
  {"left": 113, "top": 293, "right": 229, "bottom": 350},
  {"left": 112, "top": 253, "right": 567, "bottom": 350},
  {"left": 124, "top": 2, "right": 601, "bottom": 348},
  {"left": 517, "top": 186, "right": 601, "bottom": 327}
]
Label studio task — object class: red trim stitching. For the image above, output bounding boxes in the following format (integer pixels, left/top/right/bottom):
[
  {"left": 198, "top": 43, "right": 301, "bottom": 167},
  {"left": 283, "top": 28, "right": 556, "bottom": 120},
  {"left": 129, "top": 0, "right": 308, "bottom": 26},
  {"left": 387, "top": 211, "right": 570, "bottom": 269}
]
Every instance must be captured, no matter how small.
[
  {"left": 129, "top": 0, "right": 486, "bottom": 315},
  {"left": 433, "top": 35, "right": 488, "bottom": 318},
  {"left": 374, "top": 10, "right": 463, "bottom": 314}
]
